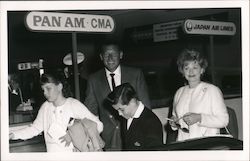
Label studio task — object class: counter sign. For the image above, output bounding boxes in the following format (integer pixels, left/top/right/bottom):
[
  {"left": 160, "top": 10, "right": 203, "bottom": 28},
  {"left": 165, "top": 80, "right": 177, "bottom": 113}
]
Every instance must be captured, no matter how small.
[
  {"left": 184, "top": 19, "right": 236, "bottom": 36},
  {"left": 25, "top": 11, "right": 115, "bottom": 32}
]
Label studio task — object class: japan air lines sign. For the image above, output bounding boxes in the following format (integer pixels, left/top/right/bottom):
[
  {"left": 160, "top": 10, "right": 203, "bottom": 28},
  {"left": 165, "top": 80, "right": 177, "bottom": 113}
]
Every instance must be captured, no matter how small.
[
  {"left": 183, "top": 19, "right": 236, "bottom": 36},
  {"left": 25, "top": 11, "right": 115, "bottom": 32}
]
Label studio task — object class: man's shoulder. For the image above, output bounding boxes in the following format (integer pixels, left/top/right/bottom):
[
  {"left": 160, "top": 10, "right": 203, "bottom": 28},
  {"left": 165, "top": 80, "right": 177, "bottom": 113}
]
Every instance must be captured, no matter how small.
[
  {"left": 88, "top": 69, "right": 105, "bottom": 79},
  {"left": 121, "top": 65, "right": 141, "bottom": 73}
]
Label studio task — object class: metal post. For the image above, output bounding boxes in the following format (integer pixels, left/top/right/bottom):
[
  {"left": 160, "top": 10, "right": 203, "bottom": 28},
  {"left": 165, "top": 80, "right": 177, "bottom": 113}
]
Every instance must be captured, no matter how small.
[
  {"left": 209, "top": 35, "right": 215, "bottom": 84},
  {"left": 71, "top": 32, "right": 80, "bottom": 100}
]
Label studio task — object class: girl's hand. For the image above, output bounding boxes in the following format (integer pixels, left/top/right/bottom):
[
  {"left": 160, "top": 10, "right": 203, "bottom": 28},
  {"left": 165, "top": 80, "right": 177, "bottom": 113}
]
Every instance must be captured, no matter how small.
[
  {"left": 73, "top": 147, "right": 79, "bottom": 152},
  {"left": 59, "top": 133, "right": 72, "bottom": 147},
  {"left": 183, "top": 112, "right": 201, "bottom": 125}
]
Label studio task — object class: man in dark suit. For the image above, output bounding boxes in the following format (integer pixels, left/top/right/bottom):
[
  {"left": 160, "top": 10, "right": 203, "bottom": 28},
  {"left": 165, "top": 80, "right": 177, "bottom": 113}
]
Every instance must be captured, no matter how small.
[
  {"left": 84, "top": 42, "right": 151, "bottom": 151},
  {"left": 107, "top": 83, "right": 162, "bottom": 150}
]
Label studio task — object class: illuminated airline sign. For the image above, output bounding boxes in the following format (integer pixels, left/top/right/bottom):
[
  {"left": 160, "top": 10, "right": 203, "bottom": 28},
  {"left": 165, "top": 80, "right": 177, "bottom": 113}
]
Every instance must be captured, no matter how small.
[
  {"left": 25, "top": 11, "right": 115, "bottom": 32},
  {"left": 183, "top": 19, "right": 236, "bottom": 35}
]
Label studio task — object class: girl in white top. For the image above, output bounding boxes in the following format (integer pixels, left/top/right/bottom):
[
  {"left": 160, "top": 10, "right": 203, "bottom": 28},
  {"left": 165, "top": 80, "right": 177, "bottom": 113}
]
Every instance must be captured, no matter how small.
[
  {"left": 169, "top": 49, "right": 229, "bottom": 141},
  {"left": 9, "top": 70, "right": 103, "bottom": 152}
]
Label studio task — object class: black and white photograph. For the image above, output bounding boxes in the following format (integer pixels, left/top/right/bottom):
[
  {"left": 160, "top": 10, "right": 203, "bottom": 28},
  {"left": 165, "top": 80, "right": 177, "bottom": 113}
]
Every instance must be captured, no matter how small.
[{"left": 1, "top": 1, "right": 249, "bottom": 161}]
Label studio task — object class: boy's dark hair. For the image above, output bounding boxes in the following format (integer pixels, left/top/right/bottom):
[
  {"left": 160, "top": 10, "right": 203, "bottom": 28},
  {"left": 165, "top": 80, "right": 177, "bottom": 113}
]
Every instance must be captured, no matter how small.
[{"left": 107, "top": 83, "right": 138, "bottom": 105}]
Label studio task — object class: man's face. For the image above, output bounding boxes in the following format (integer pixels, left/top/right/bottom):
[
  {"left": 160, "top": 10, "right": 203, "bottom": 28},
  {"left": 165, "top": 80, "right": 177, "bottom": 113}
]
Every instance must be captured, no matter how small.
[
  {"left": 100, "top": 45, "right": 123, "bottom": 72},
  {"left": 112, "top": 101, "right": 133, "bottom": 119}
]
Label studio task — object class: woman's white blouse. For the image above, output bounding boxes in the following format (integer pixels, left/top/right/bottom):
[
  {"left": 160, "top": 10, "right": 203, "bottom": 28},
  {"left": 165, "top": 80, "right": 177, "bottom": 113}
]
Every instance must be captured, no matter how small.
[
  {"left": 12, "top": 97, "right": 103, "bottom": 152},
  {"left": 172, "top": 82, "right": 229, "bottom": 141}
]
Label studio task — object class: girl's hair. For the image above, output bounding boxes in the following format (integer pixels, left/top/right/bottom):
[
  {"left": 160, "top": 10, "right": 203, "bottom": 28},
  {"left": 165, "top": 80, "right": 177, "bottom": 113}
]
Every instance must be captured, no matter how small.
[
  {"left": 177, "top": 49, "right": 208, "bottom": 74},
  {"left": 107, "top": 83, "right": 138, "bottom": 105},
  {"left": 40, "top": 70, "right": 73, "bottom": 98}
]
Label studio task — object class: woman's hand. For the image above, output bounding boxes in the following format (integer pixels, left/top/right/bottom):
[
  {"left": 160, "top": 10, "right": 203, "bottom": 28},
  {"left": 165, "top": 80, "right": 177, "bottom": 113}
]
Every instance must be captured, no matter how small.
[
  {"left": 59, "top": 133, "right": 72, "bottom": 147},
  {"left": 183, "top": 112, "right": 201, "bottom": 125},
  {"left": 169, "top": 115, "right": 178, "bottom": 128}
]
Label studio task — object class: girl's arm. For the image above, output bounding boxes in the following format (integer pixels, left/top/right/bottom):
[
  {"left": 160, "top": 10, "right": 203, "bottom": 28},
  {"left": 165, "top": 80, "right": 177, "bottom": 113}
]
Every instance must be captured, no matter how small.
[
  {"left": 10, "top": 104, "right": 45, "bottom": 140},
  {"left": 71, "top": 99, "right": 103, "bottom": 133}
]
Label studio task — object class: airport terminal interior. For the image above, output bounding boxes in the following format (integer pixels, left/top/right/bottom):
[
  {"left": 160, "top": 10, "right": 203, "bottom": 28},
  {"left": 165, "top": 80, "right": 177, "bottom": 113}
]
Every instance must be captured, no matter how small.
[{"left": 6, "top": 8, "right": 243, "bottom": 152}]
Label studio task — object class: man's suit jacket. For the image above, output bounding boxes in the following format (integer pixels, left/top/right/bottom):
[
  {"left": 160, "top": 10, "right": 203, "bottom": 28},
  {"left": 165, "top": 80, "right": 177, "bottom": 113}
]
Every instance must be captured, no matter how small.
[
  {"left": 123, "top": 107, "right": 163, "bottom": 151},
  {"left": 84, "top": 65, "right": 151, "bottom": 151}
]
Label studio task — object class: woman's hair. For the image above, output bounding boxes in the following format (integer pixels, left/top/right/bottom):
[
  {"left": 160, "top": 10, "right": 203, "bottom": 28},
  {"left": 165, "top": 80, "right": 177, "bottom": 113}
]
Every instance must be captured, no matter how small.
[
  {"left": 106, "top": 83, "right": 138, "bottom": 105},
  {"left": 177, "top": 49, "right": 208, "bottom": 74},
  {"left": 40, "top": 70, "right": 73, "bottom": 98}
]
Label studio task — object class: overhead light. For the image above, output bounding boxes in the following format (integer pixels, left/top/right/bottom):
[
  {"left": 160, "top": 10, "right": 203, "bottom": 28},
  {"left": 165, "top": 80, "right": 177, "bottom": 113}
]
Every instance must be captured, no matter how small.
[{"left": 63, "top": 52, "right": 85, "bottom": 65}]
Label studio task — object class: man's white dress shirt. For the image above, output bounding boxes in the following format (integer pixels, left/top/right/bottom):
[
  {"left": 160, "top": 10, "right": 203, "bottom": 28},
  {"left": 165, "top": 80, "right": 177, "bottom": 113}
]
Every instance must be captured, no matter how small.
[{"left": 105, "top": 65, "right": 121, "bottom": 91}]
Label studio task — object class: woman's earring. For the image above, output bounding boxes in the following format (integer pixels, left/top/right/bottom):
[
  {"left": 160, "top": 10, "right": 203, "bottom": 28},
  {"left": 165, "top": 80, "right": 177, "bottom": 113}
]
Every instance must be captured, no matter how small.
[{"left": 201, "top": 69, "right": 205, "bottom": 75}]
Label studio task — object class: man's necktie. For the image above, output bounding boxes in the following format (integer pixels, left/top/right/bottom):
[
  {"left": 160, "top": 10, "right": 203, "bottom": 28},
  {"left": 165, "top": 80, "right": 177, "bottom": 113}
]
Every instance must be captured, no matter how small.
[{"left": 110, "top": 73, "right": 116, "bottom": 91}]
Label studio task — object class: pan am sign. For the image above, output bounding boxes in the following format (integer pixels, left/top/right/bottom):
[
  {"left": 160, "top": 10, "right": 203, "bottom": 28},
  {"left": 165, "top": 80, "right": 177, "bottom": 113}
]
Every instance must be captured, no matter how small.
[
  {"left": 25, "top": 12, "right": 115, "bottom": 32},
  {"left": 184, "top": 19, "right": 236, "bottom": 36}
]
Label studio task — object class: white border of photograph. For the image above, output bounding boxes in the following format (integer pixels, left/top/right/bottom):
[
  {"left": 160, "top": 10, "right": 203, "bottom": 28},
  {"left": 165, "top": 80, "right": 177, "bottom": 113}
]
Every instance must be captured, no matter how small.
[{"left": 1, "top": 1, "right": 249, "bottom": 161}]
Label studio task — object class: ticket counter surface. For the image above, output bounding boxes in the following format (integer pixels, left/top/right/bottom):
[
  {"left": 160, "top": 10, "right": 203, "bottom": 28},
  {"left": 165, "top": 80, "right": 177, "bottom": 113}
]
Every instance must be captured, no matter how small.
[
  {"left": 151, "top": 136, "right": 243, "bottom": 151},
  {"left": 9, "top": 122, "right": 46, "bottom": 152},
  {"left": 9, "top": 109, "right": 46, "bottom": 152}
]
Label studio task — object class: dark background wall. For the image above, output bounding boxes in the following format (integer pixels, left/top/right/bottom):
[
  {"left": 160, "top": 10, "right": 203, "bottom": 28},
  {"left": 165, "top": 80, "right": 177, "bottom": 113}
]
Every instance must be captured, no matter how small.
[{"left": 8, "top": 9, "right": 241, "bottom": 108}]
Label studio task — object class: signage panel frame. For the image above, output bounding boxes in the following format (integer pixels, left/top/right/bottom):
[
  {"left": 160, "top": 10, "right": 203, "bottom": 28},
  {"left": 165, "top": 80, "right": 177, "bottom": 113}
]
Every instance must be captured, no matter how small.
[
  {"left": 183, "top": 19, "right": 236, "bottom": 36},
  {"left": 25, "top": 11, "right": 115, "bottom": 33}
]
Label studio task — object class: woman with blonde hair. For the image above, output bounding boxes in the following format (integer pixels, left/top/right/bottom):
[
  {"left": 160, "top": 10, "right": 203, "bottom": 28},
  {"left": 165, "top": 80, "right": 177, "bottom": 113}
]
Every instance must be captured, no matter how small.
[{"left": 169, "top": 49, "right": 229, "bottom": 141}]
